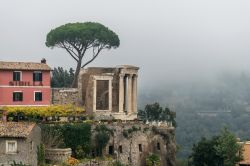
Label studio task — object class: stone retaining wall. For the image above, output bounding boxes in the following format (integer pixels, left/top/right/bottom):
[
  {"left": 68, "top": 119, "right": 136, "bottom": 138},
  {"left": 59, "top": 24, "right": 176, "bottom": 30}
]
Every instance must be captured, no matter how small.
[
  {"left": 79, "top": 160, "right": 110, "bottom": 166},
  {"left": 51, "top": 88, "right": 79, "bottom": 105},
  {"left": 45, "top": 148, "right": 72, "bottom": 162}
]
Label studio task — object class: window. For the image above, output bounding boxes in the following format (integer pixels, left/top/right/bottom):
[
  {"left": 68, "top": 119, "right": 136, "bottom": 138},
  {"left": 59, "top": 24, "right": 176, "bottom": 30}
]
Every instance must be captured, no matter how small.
[
  {"left": 139, "top": 144, "right": 142, "bottom": 152},
  {"left": 13, "top": 92, "right": 23, "bottom": 101},
  {"left": 157, "top": 142, "right": 161, "bottom": 150},
  {"left": 13, "top": 71, "right": 21, "bottom": 81},
  {"left": 109, "top": 145, "right": 114, "bottom": 155},
  {"left": 30, "top": 141, "right": 34, "bottom": 151},
  {"left": 119, "top": 145, "right": 123, "bottom": 153},
  {"left": 6, "top": 141, "right": 17, "bottom": 154},
  {"left": 33, "top": 71, "right": 42, "bottom": 81},
  {"left": 34, "top": 92, "right": 42, "bottom": 101}
]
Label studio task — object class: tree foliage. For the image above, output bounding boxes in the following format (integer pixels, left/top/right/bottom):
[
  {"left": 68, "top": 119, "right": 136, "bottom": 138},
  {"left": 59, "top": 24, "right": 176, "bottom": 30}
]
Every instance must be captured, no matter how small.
[
  {"left": 189, "top": 137, "right": 223, "bottom": 166},
  {"left": 214, "top": 128, "right": 243, "bottom": 166},
  {"left": 61, "top": 123, "right": 92, "bottom": 158},
  {"left": 46, "top": 22, "right": 120, "bottom": 87},
  {"left": 189, "top": 128, "right": 242, "bottom": 166},
  {"left": 42, "top": 123, "right": 92, "bottom": 158},
  {"left": 41, "top": 124, "right": 64, "bottom": 148},
  {"left": 138, "top": 102, "right": 176, "bottom": 127},
  {"left": 40, "top": 123, "right": 116, "bottom": 159},
  {"left": 51, "top": 67, "right": 74, "bottom": 88},
  {"left": 94, "top": 124, "right": 113, "bottom": 156}
]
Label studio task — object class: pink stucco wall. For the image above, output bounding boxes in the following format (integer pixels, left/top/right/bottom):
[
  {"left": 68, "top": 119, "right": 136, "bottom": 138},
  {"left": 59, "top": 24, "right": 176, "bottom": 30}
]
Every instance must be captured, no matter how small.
[
  {"left": 0, "top": 70, "right": 50, "bottom": 86},
  {"left": 0, "top": 87, "right": 51, "bottom": 105},
  {"left": 0, "top": 70, "right": 51, "bottom": 106}
]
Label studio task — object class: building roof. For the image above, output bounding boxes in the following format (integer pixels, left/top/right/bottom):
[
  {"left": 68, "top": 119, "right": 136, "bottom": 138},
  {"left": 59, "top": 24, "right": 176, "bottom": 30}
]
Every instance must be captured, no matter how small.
[
  {"left": 116, "top": 65, "right": 139, "bottom": 70},
  {"left": 0, "top": 122, "right": 36, "bottom": 138},
  {"left": 0, "top": 61, "right": 51, "bottom": 71}
]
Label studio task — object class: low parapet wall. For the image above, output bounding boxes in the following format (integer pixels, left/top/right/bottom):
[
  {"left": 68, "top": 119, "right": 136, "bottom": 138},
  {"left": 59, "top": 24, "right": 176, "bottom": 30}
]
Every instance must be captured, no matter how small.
[
  {"left": 45, "top": 148, "right": 72, "bottom": 162},
  {"left": 51, "top": 88, "right": 79, "bottom": 105}
]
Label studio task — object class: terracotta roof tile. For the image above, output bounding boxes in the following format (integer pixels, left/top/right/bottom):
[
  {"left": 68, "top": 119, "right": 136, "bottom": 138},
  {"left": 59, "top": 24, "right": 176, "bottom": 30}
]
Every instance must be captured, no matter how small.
[
  {"left": 0, "top": 61, "right": 51, "bottom": 71},
  {"left": 0, "top": 122, "right": 36, "bottom": 138}
]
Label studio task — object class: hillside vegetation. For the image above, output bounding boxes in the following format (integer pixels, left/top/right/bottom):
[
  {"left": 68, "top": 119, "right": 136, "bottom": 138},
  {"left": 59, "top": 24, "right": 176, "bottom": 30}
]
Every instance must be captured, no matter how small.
[{"left": 139, "top": 71, "right": 250, "bottom": 158}]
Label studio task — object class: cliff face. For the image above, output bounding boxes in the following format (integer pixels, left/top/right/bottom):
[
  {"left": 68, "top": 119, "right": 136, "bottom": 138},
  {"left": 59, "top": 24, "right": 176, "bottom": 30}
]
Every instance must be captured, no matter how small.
[{"left": 95, "top": 122, "right": 176, "bottom": 166}]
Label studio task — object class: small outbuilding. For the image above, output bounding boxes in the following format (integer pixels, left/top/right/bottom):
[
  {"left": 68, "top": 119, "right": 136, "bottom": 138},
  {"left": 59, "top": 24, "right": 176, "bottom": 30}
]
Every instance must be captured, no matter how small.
[
  {"left": 237, "top": 141, "right": 250, "bottom": 166},
  {"left": 0, "top": 122, "right": 41, "bottom": 166}
]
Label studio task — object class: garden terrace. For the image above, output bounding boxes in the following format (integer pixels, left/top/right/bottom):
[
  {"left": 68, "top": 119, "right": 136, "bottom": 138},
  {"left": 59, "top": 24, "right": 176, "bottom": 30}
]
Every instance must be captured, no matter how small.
[{"left": 0, "top": 105, "right": 85, "bottom": 122}]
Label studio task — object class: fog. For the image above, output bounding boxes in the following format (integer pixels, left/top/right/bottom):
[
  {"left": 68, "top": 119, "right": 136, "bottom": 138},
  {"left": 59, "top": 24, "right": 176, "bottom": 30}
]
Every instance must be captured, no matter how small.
[{"left": 1, "top": 0, "right": 250, "bottom": 89}]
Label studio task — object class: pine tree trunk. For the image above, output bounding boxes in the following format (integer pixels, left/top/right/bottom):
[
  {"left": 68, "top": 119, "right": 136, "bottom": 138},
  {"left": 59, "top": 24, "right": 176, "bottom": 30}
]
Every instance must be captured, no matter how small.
[{"left": 71, "top": 61, "right": 82, "bottom": 88}]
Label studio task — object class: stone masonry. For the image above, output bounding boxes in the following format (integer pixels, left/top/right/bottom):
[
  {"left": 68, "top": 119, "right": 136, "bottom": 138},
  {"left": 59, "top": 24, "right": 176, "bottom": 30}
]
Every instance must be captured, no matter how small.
[
  {"left": 45, "top": 148, "right": 72, "bottom": 162},
  {"left": 97, "top": 121, "right": 176, "bottom": 166},
  {"left": 78, "top": 65, "right": 139, "bottom": 120},
  {"left": 51, "top": 88, "right": 79, "bottom": 105}
]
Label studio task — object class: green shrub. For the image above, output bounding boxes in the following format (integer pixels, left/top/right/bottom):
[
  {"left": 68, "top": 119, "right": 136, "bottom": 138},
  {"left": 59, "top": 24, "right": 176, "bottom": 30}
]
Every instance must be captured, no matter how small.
[
  {"left": 123, "top": 126, "right": 140, "bottom": 139},
  {"left": 94, "top": 124, "right": 113, "bottom": 156},
  {"left": 40, "top": 123, "right": 92, "bottom": 159},
  {"left": 37, "top": 144, "right": 45, "bottom": 166},
  {"left": 146, "top": 154, "right": 161, "bottom": 166},
  {"left": 109, "top": 160, "right": 126, "bottom": 166},
  {"left": 75, "top": 145, "right": 86, "bottom": 159},
  {"left": 61, "top": 123, "right": 92, "bottom": 158},
  {"left": 4, "top": 105, "right": 85, "bottom": 118}
]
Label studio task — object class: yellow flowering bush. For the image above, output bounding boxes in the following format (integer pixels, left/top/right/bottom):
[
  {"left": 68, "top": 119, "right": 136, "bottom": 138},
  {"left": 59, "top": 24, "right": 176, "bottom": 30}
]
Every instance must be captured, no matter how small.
[
  {"left": 3, "top": 104, "right": 85, "bottom": 117},
  {"left": 65, "top": 157, "right": 80, "bottom": 166}
]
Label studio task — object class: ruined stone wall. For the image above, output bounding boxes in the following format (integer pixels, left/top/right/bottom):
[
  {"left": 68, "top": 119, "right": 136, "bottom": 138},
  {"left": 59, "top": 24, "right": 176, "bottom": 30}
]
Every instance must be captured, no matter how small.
[
  {"left": 78, "top": 68, "right": 120, "bottom": 113},
  {"left": 51, "top": 88, "right": 79, "bottom": 105},
  {"left": 93, "top": 122, "right": 176, "bottom": 166}
]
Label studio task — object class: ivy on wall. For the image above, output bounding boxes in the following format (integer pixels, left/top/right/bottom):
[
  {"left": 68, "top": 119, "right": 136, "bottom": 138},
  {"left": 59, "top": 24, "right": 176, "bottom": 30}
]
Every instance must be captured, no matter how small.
[
  {"left": 94, "top": 124, "right": 114, "bottom": 156},
  {"left": 41, "top": 123, "right": 117, "bottom": 159},
  {"left": 61, "top": 123, "right": 92, "bottom": 157}
]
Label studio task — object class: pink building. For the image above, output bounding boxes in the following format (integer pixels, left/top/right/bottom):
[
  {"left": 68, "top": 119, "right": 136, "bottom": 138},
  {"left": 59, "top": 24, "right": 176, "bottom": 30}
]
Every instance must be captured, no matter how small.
[{"left": 0, "top": 59, "right": 51, "bottom": 106}]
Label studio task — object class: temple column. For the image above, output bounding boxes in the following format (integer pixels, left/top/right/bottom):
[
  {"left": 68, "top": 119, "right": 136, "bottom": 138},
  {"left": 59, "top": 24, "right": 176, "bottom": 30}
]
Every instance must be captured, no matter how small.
[
  {"left": 93, "top": 79, "right": 97, "bottom": 112},
  {"left": 127, "top": 74, "right": 133, "bottom": 114},
  {"left": 132, "top": 75, "right": 138, "bottom": 113},
  {"left": 119, "top": 74, "right": 125, "bottom": 113},
  {"left": 124, "top": 76, "right": 127, "bottom": 112},
  {"left": 108, "top": 78, "right": 113, "bottom": 112}
]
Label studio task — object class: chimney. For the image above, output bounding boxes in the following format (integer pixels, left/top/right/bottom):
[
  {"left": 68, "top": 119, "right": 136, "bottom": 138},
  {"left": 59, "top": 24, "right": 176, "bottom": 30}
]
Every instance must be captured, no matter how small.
[{"left": 41, "top": 58, "right": 46, "bottom": 64}]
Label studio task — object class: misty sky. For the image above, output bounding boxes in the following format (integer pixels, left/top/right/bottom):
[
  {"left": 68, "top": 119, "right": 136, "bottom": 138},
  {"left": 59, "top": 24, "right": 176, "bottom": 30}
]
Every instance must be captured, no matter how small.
[{"left": 1, "top": 0, "right": 250, "bottom": 89}]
